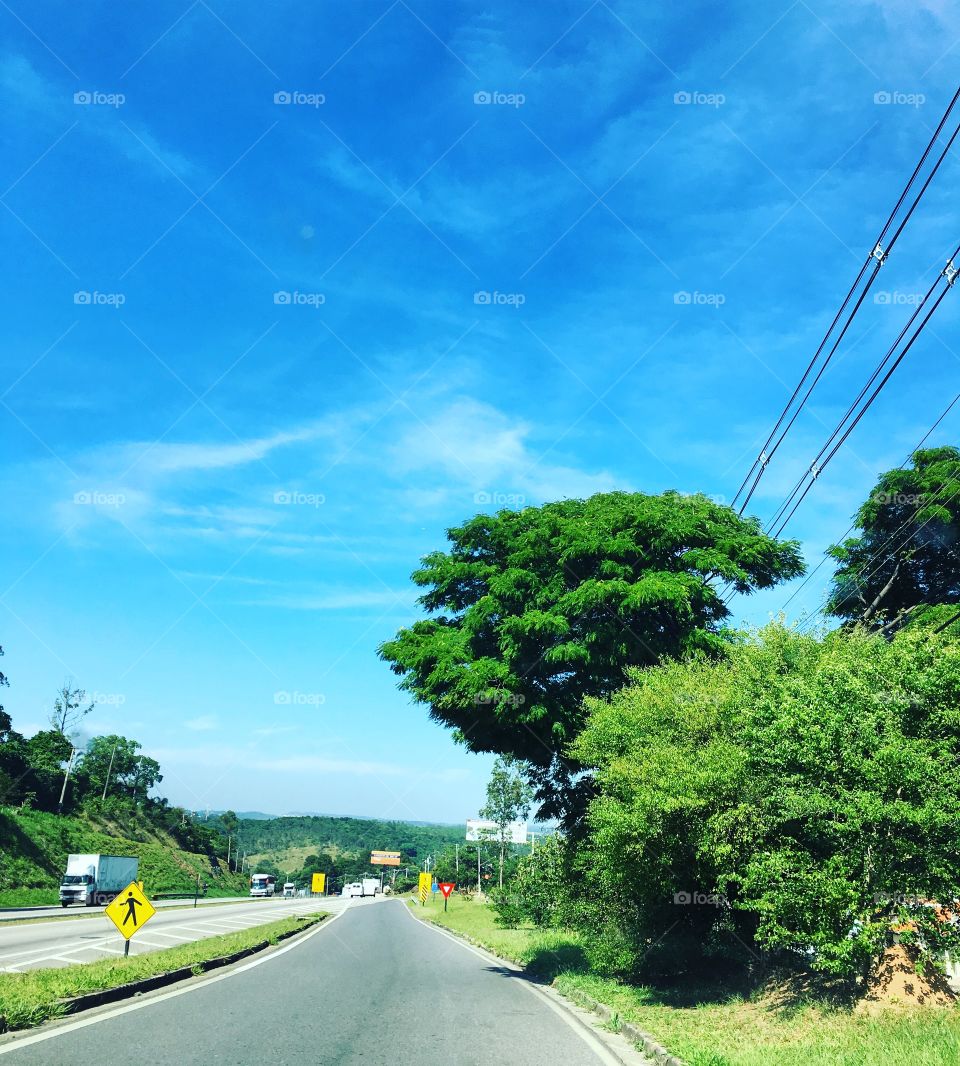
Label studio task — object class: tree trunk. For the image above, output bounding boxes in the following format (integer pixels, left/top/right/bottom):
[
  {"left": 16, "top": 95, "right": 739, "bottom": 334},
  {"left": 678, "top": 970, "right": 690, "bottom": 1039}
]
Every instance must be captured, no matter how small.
[{"left": 862, "top": 560, "right": 901, "bottom": 623}]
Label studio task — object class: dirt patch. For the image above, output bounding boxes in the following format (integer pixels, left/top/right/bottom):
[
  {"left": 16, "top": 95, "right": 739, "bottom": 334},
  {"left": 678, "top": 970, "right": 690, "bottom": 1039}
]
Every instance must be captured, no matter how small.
[{"left": 859, "top": 945, "right": 956, "bottom": 1012}]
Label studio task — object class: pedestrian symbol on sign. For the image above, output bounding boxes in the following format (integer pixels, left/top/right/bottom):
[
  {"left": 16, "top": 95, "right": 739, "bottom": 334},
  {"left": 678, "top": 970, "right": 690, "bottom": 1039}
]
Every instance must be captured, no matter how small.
[{"left": 122, "top": 891, "right": 143, "bottom": 927}]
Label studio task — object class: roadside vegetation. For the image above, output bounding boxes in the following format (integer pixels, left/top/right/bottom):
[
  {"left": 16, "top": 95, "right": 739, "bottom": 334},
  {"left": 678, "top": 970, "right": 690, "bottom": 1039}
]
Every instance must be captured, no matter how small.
[
  {"left": 413, "top": 895, "right": 960, "bottom": 1066},
  {"left": 386, "top": 457, "right": 960, "bottom": 1064},
  {"left": 0, "top": 807, "right": 250, "bottom": 907},
  {"left": 0, "top": 912, "right": 326, "bottom": 1033}
]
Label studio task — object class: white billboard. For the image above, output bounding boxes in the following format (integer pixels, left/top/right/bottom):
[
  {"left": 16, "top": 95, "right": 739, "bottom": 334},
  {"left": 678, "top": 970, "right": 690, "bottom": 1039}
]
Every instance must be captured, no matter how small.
[{"left": 466, "top": 818, "right": 528, "bottom": 844}]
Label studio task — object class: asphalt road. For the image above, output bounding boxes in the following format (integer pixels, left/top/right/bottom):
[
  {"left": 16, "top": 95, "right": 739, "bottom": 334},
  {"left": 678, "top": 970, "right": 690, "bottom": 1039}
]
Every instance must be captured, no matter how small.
[
  {"left": 0, "top": 896, "right": 254, "bottom": 922},
  {"left": 0, "top": 895, "right": 349, "bottom": 971},
  {"left": 0, "top": 900, "right": 628, "bottom": 1065}
]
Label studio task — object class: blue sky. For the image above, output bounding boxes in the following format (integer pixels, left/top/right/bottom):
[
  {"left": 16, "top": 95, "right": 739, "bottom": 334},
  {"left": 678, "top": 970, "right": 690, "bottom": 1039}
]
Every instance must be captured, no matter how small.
[{"left": 2, "top": 0, "right": 958, "bottom": 821}]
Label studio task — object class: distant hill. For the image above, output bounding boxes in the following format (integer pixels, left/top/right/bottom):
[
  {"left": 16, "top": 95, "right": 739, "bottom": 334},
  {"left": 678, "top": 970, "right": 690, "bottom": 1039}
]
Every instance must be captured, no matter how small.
[
  {"left": 224, "top": 813, "right": 465, "bottom": 859},
  {"left": 0, "top": 806, "right": 249, "bottom": 907}
]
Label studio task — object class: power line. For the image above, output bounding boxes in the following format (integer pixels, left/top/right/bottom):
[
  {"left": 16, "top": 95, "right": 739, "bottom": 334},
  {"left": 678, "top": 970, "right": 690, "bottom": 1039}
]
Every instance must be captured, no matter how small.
[
  {"left": 732, "top": 85, "right": 960, "bottom": 515},
  {"left": 769, "top": 249, "right": 960, "bottom": 538},
  {"left": 778, "top": 390, "right": 960, "bottom": 616}
]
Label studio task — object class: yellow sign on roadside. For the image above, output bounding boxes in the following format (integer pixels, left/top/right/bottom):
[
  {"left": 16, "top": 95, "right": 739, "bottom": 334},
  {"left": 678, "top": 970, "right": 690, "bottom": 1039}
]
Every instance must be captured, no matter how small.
[
  {"left": 311, "top": 872, "right": 326, "bottom": 894},
  {"left": 105, "top": 881, "right": 156, "bottom": 941},
  {"left": 418, "top": 872, "right": 431, "bottom": 905}
]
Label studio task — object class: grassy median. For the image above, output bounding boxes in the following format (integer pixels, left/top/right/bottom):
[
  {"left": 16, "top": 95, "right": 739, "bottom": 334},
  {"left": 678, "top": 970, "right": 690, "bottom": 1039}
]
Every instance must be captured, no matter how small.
[
  {"left": 410, "top": 895, "right": 960, "bottom": 1066},
  {"left": 0, "top": 912, "right": 326, "bottom": 1033}
]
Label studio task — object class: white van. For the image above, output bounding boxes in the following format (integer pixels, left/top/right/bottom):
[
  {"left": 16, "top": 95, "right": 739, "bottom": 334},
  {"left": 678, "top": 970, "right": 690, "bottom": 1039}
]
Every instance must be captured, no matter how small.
[
  {"left": 341, "top": 882, "right": 363, "bottom": 898},
  {"left": 282, "top": 882, "right": 296, "bottom": 898}
]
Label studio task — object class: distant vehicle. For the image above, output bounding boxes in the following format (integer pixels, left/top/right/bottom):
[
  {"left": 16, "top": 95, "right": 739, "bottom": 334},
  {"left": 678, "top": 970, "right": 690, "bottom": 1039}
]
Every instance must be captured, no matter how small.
[
  {"left": 59, "top": 854, "right": 139, "bottom": 908},
  {"left": 282, "top": 882, "right": 296, "bottom": 898},
  {"left": 341, "top": 882, "right": 363, "bottom": 897},
  {"left": 361, "top": 877, "right": 381, "bottom": 897},
  {"left": 250, "top": 874, "right": 277, "bottom": 898}
]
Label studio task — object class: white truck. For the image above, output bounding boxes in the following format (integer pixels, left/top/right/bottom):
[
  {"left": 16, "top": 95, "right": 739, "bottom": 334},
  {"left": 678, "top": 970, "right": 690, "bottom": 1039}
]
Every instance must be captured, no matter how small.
[
  {"left": 361, "top": 877, "right": 380, "bottom": 898},
  {"left": 59, "top": 854, "right": 139, "bottom": 908},
  {"left": 282, "top": 882, "right": 296, "bottom": 898},
  {"left": 249, "top": 873, "right": 277, "bottom": 897},
  {"left": 341, "top": 882, "right": 363, "bottom": 898}
]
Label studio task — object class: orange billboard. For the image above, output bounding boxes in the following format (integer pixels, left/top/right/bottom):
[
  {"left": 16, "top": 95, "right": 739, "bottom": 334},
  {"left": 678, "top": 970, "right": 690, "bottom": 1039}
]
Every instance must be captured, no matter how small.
[{"left": 370, "top": 851, "right": 401, "bottom": 866}]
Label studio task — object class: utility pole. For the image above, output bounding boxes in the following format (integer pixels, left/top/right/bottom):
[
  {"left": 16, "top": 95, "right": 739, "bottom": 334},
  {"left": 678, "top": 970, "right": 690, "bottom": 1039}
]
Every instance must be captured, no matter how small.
[
  {"left": 226, "top": 835, "right": 232, "bottom": 870},
  {"left": 57, "top": 747, "right": 77, "bottom": 814},
  {"left": 101, "top": 739, "right": 118, "bottom": 801},
  {"left": 455, "top": 843, "right": 459, "bottom": 874},
  {"left": 476, "top": 843, "right": 482, "bottom": 898}
]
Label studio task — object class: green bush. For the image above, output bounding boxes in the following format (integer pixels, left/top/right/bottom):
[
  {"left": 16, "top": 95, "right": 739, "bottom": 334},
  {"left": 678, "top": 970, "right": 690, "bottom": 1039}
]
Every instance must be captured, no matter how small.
[{"left": 570, "top": 623, "right": 960, "bottom": 981}]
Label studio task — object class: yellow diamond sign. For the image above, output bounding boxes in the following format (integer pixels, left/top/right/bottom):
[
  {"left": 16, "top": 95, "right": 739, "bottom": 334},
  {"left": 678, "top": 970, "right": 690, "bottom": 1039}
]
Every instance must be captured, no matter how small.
[{"left": 105, "top": 881, "right": 156, "bottom": 940}]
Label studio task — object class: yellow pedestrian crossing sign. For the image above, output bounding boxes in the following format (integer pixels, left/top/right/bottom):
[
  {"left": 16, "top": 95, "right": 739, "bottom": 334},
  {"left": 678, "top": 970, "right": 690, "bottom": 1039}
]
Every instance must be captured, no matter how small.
[{"left": 105, "top": 881, "right": 156, "bottom": 940}]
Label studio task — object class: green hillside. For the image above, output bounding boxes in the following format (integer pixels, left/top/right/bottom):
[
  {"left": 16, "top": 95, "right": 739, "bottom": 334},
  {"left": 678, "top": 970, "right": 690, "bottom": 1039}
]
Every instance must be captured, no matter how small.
[
  {"left": 227, "top": 814, "right": 464, "bottom": 858},
  {"left": 0, "top": 807, "right": 249, "bottom": 907}
]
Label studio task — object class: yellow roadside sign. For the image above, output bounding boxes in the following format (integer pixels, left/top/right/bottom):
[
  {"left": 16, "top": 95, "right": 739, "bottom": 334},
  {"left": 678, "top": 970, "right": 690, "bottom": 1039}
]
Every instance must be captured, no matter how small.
[
  {"left": 311, "top": 872, "right": 326, "bottom": 894},
  {"left": 418, "top": 872, "right": 431, "bottom": 905},
  {"left": 105, "top": 881, "right": 156, "bottom": 940}
]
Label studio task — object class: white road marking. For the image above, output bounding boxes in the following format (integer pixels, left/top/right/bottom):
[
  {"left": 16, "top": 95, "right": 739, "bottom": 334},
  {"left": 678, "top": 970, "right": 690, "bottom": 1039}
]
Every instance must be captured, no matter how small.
[{"left": 0, "top": 904, "right": 351, "bottom": 1055}]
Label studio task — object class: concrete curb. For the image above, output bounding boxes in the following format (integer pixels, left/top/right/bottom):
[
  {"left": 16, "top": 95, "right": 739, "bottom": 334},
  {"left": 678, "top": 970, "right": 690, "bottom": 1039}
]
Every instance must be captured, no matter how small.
[
  {"left": 411, "top": 907, "right": 684, "bottom": 1066},
  {"left": 557, "top": 985, "right": 685, "bottom": 1066},
  {"left": 0, "top": 915, "right": 324, "bottom": 1033}
]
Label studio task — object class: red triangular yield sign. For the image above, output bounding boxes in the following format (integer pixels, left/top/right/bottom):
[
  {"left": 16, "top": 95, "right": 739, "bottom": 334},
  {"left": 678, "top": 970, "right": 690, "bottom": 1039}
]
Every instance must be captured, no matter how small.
[{"left": 439, "top": 882, "right": 455, "bottom": 898}]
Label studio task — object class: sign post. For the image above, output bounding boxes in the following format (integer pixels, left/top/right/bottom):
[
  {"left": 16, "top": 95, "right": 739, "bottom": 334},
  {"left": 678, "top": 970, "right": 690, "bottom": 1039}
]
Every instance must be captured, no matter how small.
[
  {"left": 439, "top": 882, "right": 455, "bottom": 912},
  {"left": 104, "top": 881, "right": 157, "bottom": 957},
  {"left": 311, "top": 872, "right": 326, "bottom": 896}
]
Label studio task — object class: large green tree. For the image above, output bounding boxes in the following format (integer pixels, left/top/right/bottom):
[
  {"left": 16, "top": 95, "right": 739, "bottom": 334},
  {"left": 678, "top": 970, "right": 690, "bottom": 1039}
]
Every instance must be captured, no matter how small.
[
  {"left": 76, "top": 735, "right": 161, "bottom": 801},
  {"left": 827, "top": 446, "right": 960, "bottom": 628},
  {"left": 379, "top": 491, "right": 803, "bottom": 819},
  {"left": 570, "top": 623, "right": 960, "bottom": 982}
]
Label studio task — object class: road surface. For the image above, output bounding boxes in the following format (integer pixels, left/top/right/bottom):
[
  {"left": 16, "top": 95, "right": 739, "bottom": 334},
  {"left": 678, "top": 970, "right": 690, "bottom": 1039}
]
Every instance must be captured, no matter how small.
[
  {"left": 0, "top": 899, "right": 636, "bottom": 1065},
  {"left": 0, "top": 894, "right": 350, "bottom": 971},
  {"left": 0, "top": 895, "right": 253, "bottom": 922}
]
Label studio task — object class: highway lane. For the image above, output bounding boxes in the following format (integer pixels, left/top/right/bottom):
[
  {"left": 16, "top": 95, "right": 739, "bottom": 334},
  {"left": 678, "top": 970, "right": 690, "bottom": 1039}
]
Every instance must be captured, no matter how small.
[
  {"left": 0, "top": 900, "right": 633, "bottom": 1065},
  {"left": 0, "top": 895, "right": 352, "bottom": 972},
  {"left": 0, "top": 896, "right": 254, "bottom": 922}
]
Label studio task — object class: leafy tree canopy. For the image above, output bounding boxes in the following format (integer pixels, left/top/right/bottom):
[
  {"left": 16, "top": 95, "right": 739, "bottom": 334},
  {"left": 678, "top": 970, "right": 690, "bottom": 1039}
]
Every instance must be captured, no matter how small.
[
  {"left": 827, "top": 446, "right": 960, "bottom": 627},
  {"left": 379, "top": 491, "right": 803, "bottom": 816}
]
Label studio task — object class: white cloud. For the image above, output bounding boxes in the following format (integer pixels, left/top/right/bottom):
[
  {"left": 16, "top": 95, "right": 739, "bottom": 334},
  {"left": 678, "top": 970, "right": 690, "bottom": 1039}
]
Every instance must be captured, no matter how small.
[
  {"left": 183, "top": 715, "right": 218, "bottom": 731},
  {"left": 392, "top": 397, "right": 619, "bottom": 503}
]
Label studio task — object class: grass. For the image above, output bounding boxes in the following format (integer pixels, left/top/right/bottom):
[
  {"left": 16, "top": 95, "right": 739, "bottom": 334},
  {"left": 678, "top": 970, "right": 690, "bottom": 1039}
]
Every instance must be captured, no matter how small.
[
  {"left": 410, "top": 894, "right": 960, "bottom": 1066},
  {"left": 0, "top": 807, "right": 250, "bottom": 907},
  {"left": 0, "top": 912, "right": 326, "bottom": 1033},
  {"left": 409, "top": 892, "right": 587, "bottom": 980}
]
